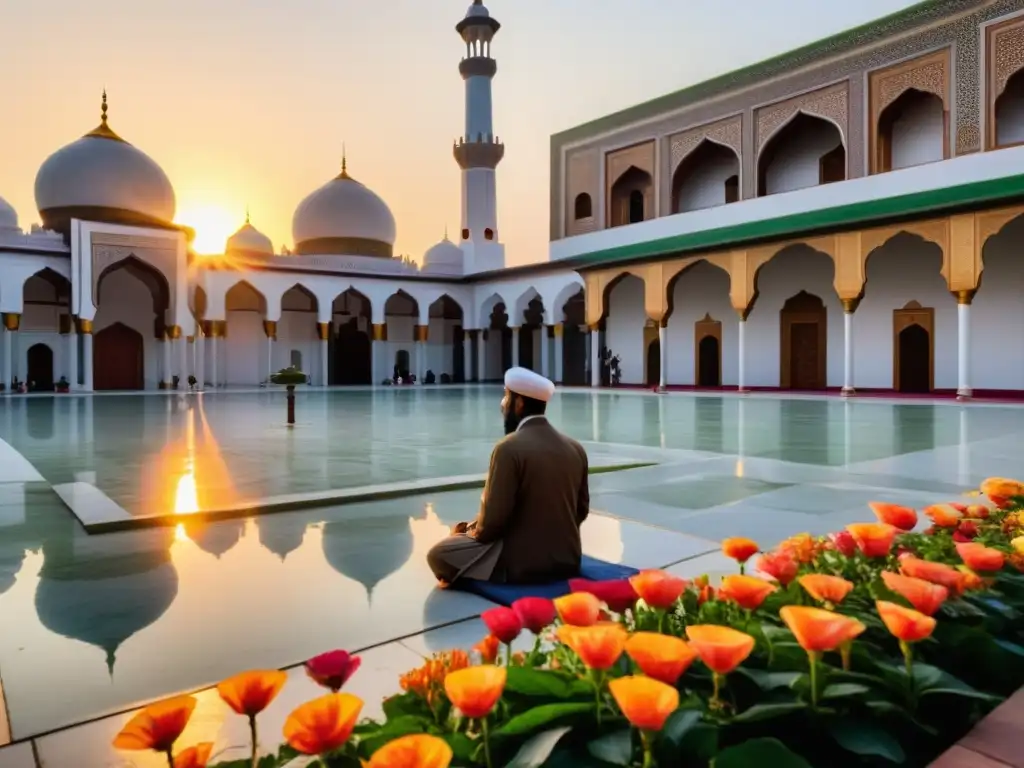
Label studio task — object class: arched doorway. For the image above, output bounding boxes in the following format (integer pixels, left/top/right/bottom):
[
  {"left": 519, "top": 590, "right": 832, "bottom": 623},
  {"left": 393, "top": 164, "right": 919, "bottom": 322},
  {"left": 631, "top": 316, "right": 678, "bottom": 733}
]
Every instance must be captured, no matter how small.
[
  {"left": 874, "top": 88, "right": 946, "bottom": 172},
  {"left": 94, "top": 323, "right": 144, "bottom": 390},
  {"left": 609, "top": 166, "right": 652, "bottom": 227},
  {"left": 780, "top": 291, "right": 827, "bottom": 390},
  {"left": 646, "top": 339, "right": 660, "bottom": 387},
  {"left": 395, "top": 349, "right": 411, "bottom": 380},
  {"left": 694, "top": 314, "right": 722, "bottom": 387},
  {"left": 26, "top": 343, "right": 54, "bottom": 391},
  {"left": 561, "top": 290, "right": 586, "bottom": 385},
  {"left": 757, "top": 113, "right": 846, "bottom": 196},
  {"left": 893, "top": 301, "right": 934, "bottom": 393},
  {"left": 671, "top": 140, "right": 741, "bottom": 214},
  {"left": 335, "top": 319, "right": 371, "bottom": 384}
]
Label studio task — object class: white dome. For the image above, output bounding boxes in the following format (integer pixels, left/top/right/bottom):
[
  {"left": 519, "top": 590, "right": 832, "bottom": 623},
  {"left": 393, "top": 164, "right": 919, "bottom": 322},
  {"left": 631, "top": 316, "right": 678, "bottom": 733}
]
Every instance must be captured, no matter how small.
[
  {"left": 0, "top": 196, "right": 17, "bottom": 231},
  {"left": 291, "top": 159, "right": 396, "bottom": 258},
  {"left": 226, "top": 219, "right": 273, "bottom": 258},
  {"left": 423, "top": 234, "right": 464, "bottom": 272},
  {"left": 34, "top": 94, "right": 175, "bottom": 230}
]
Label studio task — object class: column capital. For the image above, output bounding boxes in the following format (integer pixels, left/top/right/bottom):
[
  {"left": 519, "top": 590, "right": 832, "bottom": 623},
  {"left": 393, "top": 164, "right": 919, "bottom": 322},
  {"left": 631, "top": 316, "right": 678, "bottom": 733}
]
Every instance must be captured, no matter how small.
[
  {"left": 316, "top": 322, "right": 330, "bottom": 341},
  {"left": 734, "top": 307, "right": 751, "bottom": 322},
  {"left": 2, "top": 313, "right": 21, "bottom": 332},
  {"left": 372, "top": 323, "right": 387, "bottom": 342},
  {"left": 263, "top": 320, "right": 278, "bottom": 340},
  {"left": 840, "top": 297, "right": 862, "bottom": 314},
  {"left": 587, "top": 322, "right": 601, "bottom": 332},
  {"left": 552, "top": 323, "right": 563, "bottom": 337},
  {"left": 186, "top": 335, "right": 195, "bottom": 344},
  {"left": 414, "top": 325, "right": 429, "bottom": 343},
  {"left": 954, "top": 289, "right": 976, "bottom": 305},
  {"left": 77, "top": 318, "right": 93, "bottom": 335},
  {"left": 167, "top": 325, "right": 182, "bottom": 340}
]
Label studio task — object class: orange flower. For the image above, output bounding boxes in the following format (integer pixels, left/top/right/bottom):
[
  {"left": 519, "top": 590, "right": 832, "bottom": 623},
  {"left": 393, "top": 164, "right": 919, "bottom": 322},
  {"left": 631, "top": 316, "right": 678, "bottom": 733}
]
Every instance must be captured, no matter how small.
[
  {"left": 556, "top": 623, "right": 628, "bottom": 670},
  {"left": 174, "top": 743, "right": 213, "bottom": 768},
  {"left": 900, "top": 556, "right": 966, "bottom": 595},
  {"left": 779, "top": 606, "right": 866, "bottom": 653},
  {"left": 965, "top": 504, "right": 991, "bottom": 520},
  {"left": 609, "top": 676, "right": 680, "bottom": 732},
  {"left": 955, "top": 542, "right": 1005, "bottom": 572},
  {"left": 444, "top": 666, "right": 506, "bottom": 719},
  {"left": 217, "top": 670, "right": 287, "bottom": 718},
  {"left": 718, "top": 575, "right": 778, "bottom": 610},
  {"left": 625, "top": 632, "right": 697, "bottom": 685},
  {"left": 957, "top": 566, "right": 987, "bottom": 592},
  {"left": 876, "top": 601, "right": 936, "bottom": 643},
  {"left": 685, "top": 625, "right": 755, "bottom": 675},
  {"left": 779, "top": 533, "right": 824, "bottom": 564},
  {"left": 364, "top": 734, "right": 454, "bottom": 768},
  {"left": 473, "top": 635, "right": 500, "bottom": 665},
  {"left": 869, "top": 502, "right": 918, "bottom": 531},
  {"left": 846, "top": 523, "right": 897, "bottom": 558},
  {"left": 881, "top": 571, "right": 948, "bottom": 616},
  {"left": 553, "top": 592, "right": 602, "bottom": 626},
  {"left": 629, "top": 570, "right": 687, "bottom": 609},
  {"left": 924, "top": 504, "right": 963, "bottom": 528},
  {"left": 798, "top": 574, "right": 854, "bottom": 605},
  {"left": 980, "top": 477, "right": 1024, "bottom": 508},
  {"left": 112, "top": 695, "right": 197, "bottom": 753},
  {"left": 283, "top": 693, "right": 362, "bottom": 755},
  {"left": 694, "top": 574, "right": 715, "bottom": 606},
  {"left": 399, "top": 651, "right": 470, "bottom": 706},
  {"left": 722, "top": 537, "right": 759, "bottom": 563}
]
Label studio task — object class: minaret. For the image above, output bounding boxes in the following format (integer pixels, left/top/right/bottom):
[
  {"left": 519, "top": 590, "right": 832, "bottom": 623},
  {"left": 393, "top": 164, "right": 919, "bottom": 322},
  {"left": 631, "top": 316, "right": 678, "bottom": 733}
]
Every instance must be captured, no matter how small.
[{"left": 453, "top": 0, "right": 505, "bottom": 273}]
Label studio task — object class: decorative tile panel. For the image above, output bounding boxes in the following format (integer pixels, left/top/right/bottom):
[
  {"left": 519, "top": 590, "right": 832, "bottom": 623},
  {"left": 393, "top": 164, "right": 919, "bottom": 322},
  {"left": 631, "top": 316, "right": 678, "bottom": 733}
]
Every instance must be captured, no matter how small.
[
  {"left": 756, "top": 84, "right": 849, "bottom": 153},
  {"left": 669, "top": 116, "right": 742, "bottom": 173}
]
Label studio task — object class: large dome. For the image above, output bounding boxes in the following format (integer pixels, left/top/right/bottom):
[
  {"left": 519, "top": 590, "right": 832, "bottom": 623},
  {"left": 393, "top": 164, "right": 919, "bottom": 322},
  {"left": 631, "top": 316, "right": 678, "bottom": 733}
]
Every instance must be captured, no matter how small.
[
  {"left": 0, "top": 195, "right": 17, "bottom": 231},
  {"left": 291, "top": 157, "right": 396, "bottom": 258},
  {"left": 34, "top": 93, "right": 176, "bottom": 233},
  {"left": 226, "top": 215, "right": 274, "bottom": 259}
]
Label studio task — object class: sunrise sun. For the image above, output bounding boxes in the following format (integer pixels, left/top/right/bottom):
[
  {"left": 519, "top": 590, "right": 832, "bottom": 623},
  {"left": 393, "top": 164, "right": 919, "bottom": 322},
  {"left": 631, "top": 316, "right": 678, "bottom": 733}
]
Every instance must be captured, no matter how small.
[{"left": 175, "top": 204, "right": 240, "bottom": 255}]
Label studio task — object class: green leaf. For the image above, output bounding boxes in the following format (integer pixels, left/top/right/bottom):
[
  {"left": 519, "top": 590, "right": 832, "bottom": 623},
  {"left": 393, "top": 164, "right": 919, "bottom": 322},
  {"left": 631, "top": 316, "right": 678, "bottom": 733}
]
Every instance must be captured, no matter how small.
[
  {"left": 913, "top": 663, "right": 1002, "bottom": 702},
  {"left": 356, "top": 715, "right": 432, "bottom": 757},
  {"left": 827, "top": 718, "right": 905, "bottom": 763},
  {"left": 821, "top": 683, "right": 871, "bottom": 700},
  {"left": 442, "top": 733, "right": 476, "bottom": 762},
  {"left": 864, "top": 701, "right": 938, "bottom": 735},
  {"left": 654, "top": 712, "right": 718, "bottom": 768},
  {"left": 506, "top": 726, "right": 573, "bottom": 768},
  {"left": 736, "top": 668, "right": 802, "bottom": 690},
  {"left": 503, "top": 666, "right": 592, "bottom": 699},
  {"left": 731, "top": 701, "right": 808, "bottom": 723},
  {"left": 492, "top": 702, "right": 595, "bottom": 738},
  {"left": 381, "top": 692, "right": 431, "bottom": 720},
  {"left": 715, "top": 738, "right": 813, "bottom": 768},
  {"left": 586, "top": 728, "right": 633, "bottom": 766}
]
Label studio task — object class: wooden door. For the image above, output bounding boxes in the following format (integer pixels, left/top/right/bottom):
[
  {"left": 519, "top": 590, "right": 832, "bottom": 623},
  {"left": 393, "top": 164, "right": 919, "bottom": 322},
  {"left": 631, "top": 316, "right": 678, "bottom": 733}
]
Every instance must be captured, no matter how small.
[
  {"left": 789, "top": 323, "right": 821, "bottom": 389},
  {"left": 780, "top": 291, "right": 827, "bottom": 389},
  {"left": 94, "top": 322, "right": 144, "bottom": 390},
  {"left": 893, "top": 302, "right": 934, "bottom": 392}
]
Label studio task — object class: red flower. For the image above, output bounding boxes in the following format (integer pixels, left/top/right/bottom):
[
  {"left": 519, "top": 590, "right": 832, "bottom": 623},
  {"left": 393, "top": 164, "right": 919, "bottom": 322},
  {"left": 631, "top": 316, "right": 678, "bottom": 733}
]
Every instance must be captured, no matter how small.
[
  {"left": 756, "top": 551, "right": 798, "bottom": 586},
  {"left": 956, "top": 542, "right": 1005, "bottom": 573},
  {"left": 511, "top": 598, "right": 556, "bottom": 634},
  {"left": 481, "top": 607, "right": 523, "bottom": 644},
  {"left": 829, "top": 531, "right": 857, "bottom": 558},
  {"left": 568, "top": 579, "right": 638, "bottom": 614},
  {"left": 305, "top": 651, "right": 361, "bottom": 693}
]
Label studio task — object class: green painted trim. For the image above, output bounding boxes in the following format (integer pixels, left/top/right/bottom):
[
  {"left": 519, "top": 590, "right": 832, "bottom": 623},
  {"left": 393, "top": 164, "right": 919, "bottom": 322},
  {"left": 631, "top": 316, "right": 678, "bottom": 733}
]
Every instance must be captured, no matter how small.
[
  {"left": 552, "top": 0, "right": 955, "bottom": 144},
  {"left": 568, "top": 173, "right": 1024, "bottom": 269},
  {"left": 81, "top": 462, "right": 657, "bottom": 534}
]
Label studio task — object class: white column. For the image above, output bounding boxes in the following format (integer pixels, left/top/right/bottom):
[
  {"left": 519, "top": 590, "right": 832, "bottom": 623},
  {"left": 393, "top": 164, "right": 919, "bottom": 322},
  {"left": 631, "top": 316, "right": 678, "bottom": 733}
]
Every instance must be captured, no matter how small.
[
  {"left": 842, "top": 299, "right": 857, "bottom": 396},
  {"left": 372, "top": 323, "right": 386, "bottom": 384},
  {"left": 267, "top": 337, "right": 275, "bottom": 379},
  {"left": 553, "top": 324, "right": 564, "bottom": 384},
  {"left": 658, "top": 323, "right": 667, "bottom": 391},
  {"left": 540, "top": 326, "right": 550, "bottom": 379},
  {"left": 67, "top": 322, "right": 78, "bottom": 387},
  {"left": 1, "top": 324, "right": 12, "bottom": 391},
  {"left": 318, "top": 323, "right": 330, "bottom": 387},
  {"left": 9, "top": 326, "right": 19, "bottom": 384},
  {"left": 196, "top": 328, "right": 205, "bottom": 391},
  {"left": 162, "top": 333, "right": 172, "bottom": 388},
  {"left": 463, "top": 334, "right": 473, "bottom": 382},
  {"left": 736, "top": 317, "right": 747, "bottom": 392},
  {"left": 956, "top": 292, "right": 973, "bottom": 400},
  {"left": 477, "top": 330, "right": 486, "bottom": 381},
  {"left": 590, "top": 326, "right": 600, "bottom": 387},
  {"left": 511, "top": 327, "right": 520, "bottom": 368},
  {"left": 176, "top": 333, "right": 187, "bottom": 388},
  {"left": 82, "top": 327, "right": 94, "bottom": 391},
  {"left": 210, "top": 334, "right": 219, "bottom": 389}
]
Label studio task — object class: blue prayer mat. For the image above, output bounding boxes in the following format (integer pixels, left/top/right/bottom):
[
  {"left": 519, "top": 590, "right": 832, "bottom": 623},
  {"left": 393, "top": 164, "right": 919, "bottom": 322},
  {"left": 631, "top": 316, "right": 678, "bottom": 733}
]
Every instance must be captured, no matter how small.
[{"left": 453, "top": 555, "right": 639, "bottom": 606}]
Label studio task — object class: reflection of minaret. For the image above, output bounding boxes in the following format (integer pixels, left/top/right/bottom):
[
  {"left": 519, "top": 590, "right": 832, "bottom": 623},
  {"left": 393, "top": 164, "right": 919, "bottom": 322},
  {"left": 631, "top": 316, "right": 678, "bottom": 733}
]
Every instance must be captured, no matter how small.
[{"left": 453, "top": 0, "right": 505, "bottom": 274}]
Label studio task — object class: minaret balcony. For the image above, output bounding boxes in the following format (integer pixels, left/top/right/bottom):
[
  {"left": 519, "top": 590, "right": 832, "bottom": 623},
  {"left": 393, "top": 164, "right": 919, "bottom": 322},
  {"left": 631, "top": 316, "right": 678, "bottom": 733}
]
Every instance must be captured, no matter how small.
[
  {"left": 453, "top": 136, "right": 504, "bottom": 169},
  {"left": 459, "top": 57, "right": 497, "bottom": 79}
]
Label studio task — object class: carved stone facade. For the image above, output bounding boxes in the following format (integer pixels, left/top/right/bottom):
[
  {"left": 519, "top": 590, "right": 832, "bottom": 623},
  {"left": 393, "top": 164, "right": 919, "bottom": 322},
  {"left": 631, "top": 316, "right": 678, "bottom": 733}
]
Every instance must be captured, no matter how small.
[
  {"left": 755, "top": 83, "right": 849, "bottom": 153},
  {"left": 565, "top": 149, "right": 599, "bottom": 237},
  {"left": 554, "top": 0, "right": 1024, "bottom": 240},
  {"left": 90, "top": 232, "right": 179, "bottom": 316},
  {"left": 986, "top": 15, "right": 1024, "bottom": 149},
  {"left": 669, "top": 116, "right": 743, "bottom": 174},
  {"left": 604, "top": 141, "right": 656, "bottom": 227}
]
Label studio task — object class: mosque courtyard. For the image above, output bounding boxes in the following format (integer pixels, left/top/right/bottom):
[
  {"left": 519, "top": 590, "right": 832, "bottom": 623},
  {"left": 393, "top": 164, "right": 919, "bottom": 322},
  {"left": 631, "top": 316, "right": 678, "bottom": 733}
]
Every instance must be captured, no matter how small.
[{"left": 0, "top": 387, "right": 1021, "bottom": 766}]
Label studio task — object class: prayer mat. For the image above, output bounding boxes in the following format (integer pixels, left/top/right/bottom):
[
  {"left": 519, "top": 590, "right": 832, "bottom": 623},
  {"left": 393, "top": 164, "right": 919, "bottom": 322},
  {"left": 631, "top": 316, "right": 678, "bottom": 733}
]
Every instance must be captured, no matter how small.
[{"left": 453, "top": 555, "right": 638, "bottom": 606}]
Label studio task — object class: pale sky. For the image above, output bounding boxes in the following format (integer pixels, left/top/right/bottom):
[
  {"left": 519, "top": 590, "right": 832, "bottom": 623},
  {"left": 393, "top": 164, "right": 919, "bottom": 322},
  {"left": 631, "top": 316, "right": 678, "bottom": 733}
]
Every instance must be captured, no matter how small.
[{"left": 0, "top": 0, "right": 918, "bottom": 264}]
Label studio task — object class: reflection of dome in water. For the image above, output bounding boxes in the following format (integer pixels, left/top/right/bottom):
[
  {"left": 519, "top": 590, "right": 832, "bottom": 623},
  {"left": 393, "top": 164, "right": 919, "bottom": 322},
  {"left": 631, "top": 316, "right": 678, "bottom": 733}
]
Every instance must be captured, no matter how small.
[
  {"left": 185, "top": 519, "right": 245, "bottom": 558},
  {"left": 0, "top": 550, "right": 24, "bottom": 595},
  {"left": 321, "top": 516, "right": 414, "bottom": 599},
  {"left": 35, "top": 547, "right": 179, "bottom": 674},
  {"left": 257, "top": 517, "right": 307, "bottom": 561}
]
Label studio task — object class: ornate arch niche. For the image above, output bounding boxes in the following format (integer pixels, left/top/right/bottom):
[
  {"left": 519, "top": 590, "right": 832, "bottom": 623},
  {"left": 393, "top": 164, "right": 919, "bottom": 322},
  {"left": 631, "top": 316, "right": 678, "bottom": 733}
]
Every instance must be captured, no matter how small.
[
  {"left": 868, "top": 49, "right": 950, "bottom": 174},
  {"left": 91, "top": 233, "right": 178, "bottom": 320},
  {"left": 986, "top": 17, "right": 1024, "bottom": 149},
  {"left": 669, "top": 117, "right": 742, "bottom": 213},
  {"left": 893, "top": 300, "right": 934, "bottom": 393},
  {"left": 605, "top": 141, "right": 655, "bottom": 228}
]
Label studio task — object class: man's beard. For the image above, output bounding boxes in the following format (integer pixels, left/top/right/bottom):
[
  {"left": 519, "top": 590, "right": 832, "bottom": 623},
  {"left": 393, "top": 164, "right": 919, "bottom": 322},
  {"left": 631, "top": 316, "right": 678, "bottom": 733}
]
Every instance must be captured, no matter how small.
[{"left": 503, "top": 407, "right": 520, "bottom": 435}]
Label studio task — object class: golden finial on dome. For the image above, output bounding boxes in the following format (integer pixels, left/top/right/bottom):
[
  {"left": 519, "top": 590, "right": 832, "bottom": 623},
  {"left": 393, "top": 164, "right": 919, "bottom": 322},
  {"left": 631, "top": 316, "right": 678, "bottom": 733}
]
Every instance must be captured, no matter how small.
[
  {"left": 85, "top": 88, "right": 125, "bottom": 143},
  {"left": 444, "top": 224, "right": 449, "bottom": 240},
  {"left": 338, "top": 143, "right": 350, "bottom": 179},
  {"left": 245, "top": 205, "right": 251, "bottom": 225}
]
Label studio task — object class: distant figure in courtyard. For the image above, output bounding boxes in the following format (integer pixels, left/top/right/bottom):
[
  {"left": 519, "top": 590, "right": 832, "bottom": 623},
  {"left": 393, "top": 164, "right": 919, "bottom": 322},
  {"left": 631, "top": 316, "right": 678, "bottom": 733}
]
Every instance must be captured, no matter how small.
[{"left": 427, "top": 367, "right": 590, "bottom": 585}]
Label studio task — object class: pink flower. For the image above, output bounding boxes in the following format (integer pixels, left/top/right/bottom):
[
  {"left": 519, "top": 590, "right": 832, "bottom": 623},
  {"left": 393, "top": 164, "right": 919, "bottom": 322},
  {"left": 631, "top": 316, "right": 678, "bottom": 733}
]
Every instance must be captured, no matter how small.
[
  {"left": 829, "top": 531, "right": 857, "bottom": 558},
  {"left": 482, "top": 607, "right": 523, "bottom": 644},
  {"left": 511, "top": 598, "right": 556, "bottom": 634},
  {"left": 757, "top": 551, "right": 798, "bottom": 586},
  {"left": 568, "top": 579, "right": 639, "bottom": 614},
  {"left": 305, "top": 651, "right": 361, "bottom": 692}
]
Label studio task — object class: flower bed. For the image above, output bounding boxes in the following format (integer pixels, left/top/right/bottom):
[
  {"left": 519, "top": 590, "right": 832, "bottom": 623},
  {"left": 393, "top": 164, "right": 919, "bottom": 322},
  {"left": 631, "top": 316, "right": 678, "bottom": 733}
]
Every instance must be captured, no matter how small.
[{"left": 113, "top": 479, "right": 1024, "bottom": 768}]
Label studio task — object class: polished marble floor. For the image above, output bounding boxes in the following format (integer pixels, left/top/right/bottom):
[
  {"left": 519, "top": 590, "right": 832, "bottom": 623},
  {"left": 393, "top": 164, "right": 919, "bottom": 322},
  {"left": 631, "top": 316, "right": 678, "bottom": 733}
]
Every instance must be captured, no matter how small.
[{"left": 0, "top": 388, "right": 1022, "bottom": 766}]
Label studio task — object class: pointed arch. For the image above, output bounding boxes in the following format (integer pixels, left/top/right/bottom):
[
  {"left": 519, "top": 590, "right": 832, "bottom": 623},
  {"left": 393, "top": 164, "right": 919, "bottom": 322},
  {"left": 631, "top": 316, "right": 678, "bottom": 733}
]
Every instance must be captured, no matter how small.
[
  {"left": 428, "top": 294, "right": 465, "bottom": 320},
  {"left": 332, "top": 286, "right": 372, "bottom": 318},
  {"left": 757, "top": 111, "right": 846, "bottom": 197},
  {"left": 224, "top": 279, "right": 267, "bottom": 314},
  {"left": 97, "top": 255, "right": 170, "bottom": 319},
  {"left": 609, "top": 166, "right": 653, "bottom": 227},
  {"left": 511, "top": 286, "right": 543, "bottom": 325},
  {"left": 671, "top": 138, "right": 741, "bottom": 214},
  {"left": 281, "top": 283, "right": 318, "bottom": 312},
  {"left": 384, "top": 289, "right": 419, "bottom": 317}
]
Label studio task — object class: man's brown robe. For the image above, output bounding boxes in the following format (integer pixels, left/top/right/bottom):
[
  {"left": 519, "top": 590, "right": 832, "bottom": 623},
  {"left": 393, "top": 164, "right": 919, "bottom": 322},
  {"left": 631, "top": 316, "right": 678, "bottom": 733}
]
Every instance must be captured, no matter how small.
[{"left": 427, "top": 416, "right": 590, "bottom": 584}]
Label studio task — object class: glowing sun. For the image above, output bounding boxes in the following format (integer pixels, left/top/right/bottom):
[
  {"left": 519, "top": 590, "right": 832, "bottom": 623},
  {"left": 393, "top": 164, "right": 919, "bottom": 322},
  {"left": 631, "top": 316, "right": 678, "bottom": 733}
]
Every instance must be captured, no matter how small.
[{"left": 176, "top": 204, "right": 240, "bottom": 255}]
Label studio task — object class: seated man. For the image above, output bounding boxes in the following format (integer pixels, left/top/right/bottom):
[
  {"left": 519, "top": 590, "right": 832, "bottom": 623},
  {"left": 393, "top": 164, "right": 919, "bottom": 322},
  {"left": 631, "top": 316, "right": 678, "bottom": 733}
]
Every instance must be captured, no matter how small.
[{"left": 427, "top": 367, "right": 590, "bottom": 585}]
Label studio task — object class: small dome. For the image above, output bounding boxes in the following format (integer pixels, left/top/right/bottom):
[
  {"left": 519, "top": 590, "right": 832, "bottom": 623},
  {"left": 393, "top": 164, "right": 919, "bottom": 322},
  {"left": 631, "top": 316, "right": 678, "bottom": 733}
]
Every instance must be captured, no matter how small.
[
  {"left": 292, "top": 156, "right": 396, "bottom": 258},
  {"left": 34, "top": 92, "right": 175, "bottom": 232},
  {"left": 466, "top": 1, "right": 489, "bottom": 17},
  {"left": 0, "top": 196, "right": 18, "bottom": 231},
  {"left": 226, "top": 214, "right": 274, "bottom": 258},
  {"left": 422, "top": 233, "right": 464, "bottom": 272}
]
